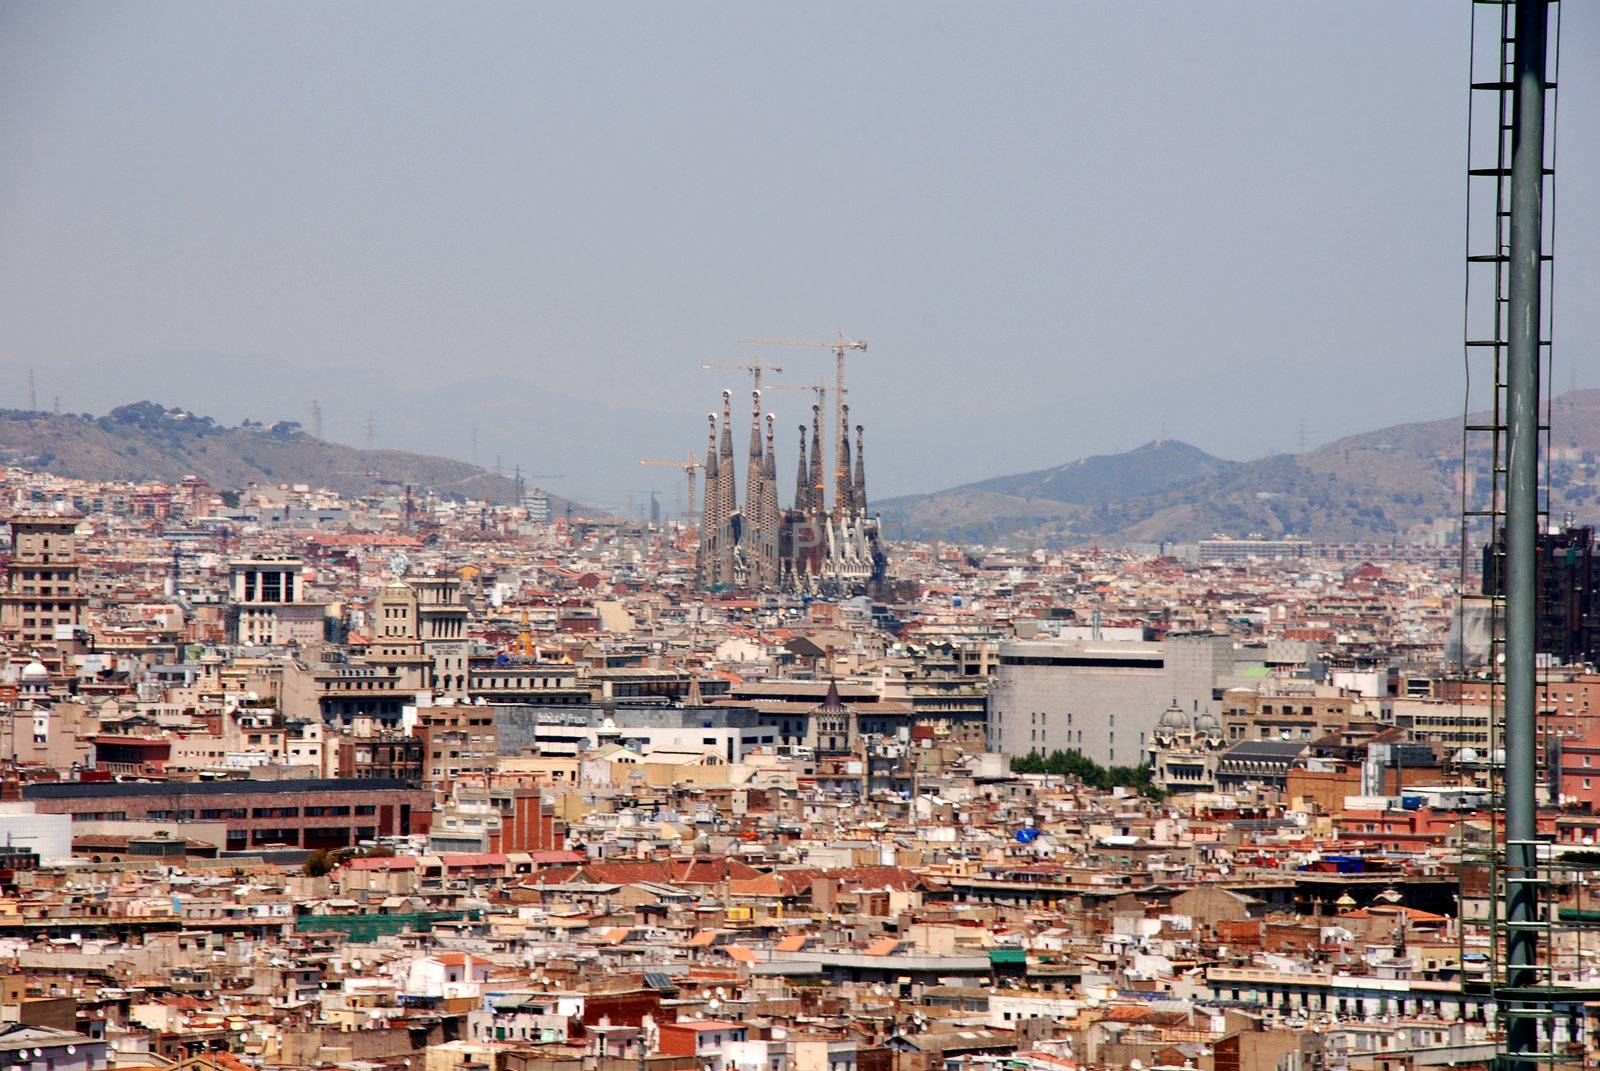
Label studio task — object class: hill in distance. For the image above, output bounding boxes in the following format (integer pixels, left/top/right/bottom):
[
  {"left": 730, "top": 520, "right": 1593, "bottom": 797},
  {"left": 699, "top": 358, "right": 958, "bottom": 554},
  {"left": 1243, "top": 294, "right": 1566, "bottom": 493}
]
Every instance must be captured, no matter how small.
[
  {"left": 878, "top": 439, "right": 1238, "bottom": 543},
  {"left": 880, "top": 390, "right": 1600, "bottom": 546},
  {"left": 0, "top": 401, "right": 582, "bottom": 510},
  {"left": 46, "top": 352, "right": 703, "bottom": 514},
  {"left": 958, "top": 439, "right": 1236, "bottom": 506}
]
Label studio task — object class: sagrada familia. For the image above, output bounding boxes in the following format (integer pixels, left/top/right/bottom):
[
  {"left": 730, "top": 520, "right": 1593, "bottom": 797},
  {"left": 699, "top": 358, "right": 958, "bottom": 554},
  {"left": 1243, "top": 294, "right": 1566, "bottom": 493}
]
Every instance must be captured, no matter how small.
[{"left": 697, "top": 389, "right": 886, "bottom": 595}]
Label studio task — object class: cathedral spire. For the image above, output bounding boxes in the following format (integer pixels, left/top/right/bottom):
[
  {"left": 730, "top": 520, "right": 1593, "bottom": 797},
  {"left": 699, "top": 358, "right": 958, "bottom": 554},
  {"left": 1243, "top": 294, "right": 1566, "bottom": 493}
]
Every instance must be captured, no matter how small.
[
  {"left": 745, "top": 389, "right": 765, "bottom": 531},
  {"left": 698, "top": 412, "right": 719, "bottom": 586},
  {"left": 795, "top": 424, "right": 810, "bottom": 512},
  {"left": 718, "top": 389, "right": 736, "bottom": 524},
  {"left": 808, "top": 403, "right": 826, "bottom": 515},
  {"left": 756, "top": 411, "right": 780, "bottom": 590},
  {"left": 702, "top": 412, "right": 719, "bottom": 508},
  {"left": 748, "top": 390, "right": 764, "bottom": 463},
  {"left": 838, "top": 403, "right": 855, "bottom": 517},
  {"left": 854, "top": 423, "right": 867, "bottom": 513}
]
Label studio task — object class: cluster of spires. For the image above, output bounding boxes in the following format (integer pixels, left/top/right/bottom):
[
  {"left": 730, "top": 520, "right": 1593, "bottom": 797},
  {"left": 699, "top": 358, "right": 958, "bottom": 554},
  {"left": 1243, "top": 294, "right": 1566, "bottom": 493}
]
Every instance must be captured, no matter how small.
[
  {"left": 793, "top": 401, "right": 866, "bottom": 517},
  {"left": 697, "top": 388, "right": 877, "bottom": 593}
]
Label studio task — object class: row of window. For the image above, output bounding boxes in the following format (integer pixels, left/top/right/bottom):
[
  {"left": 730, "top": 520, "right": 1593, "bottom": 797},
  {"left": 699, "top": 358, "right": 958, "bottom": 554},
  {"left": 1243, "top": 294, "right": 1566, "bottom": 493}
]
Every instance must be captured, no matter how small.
[
  {"left": 20, "top": 609, "right": 75, "bottom": 622},
  {"left": 145, "top": 804, "right": 377, "bottom": 820},
  {"left": 226, "top": 826, "right": 380, "bottom": 847},
  {"left": 11, "top": 568, "right": 74, "bottom": 580}
]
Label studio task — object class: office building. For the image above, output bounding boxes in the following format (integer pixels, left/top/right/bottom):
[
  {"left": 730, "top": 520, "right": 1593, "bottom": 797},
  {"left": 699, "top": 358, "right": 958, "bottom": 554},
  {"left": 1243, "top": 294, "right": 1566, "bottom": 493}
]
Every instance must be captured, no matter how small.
[
  {"left": 988, "top": 634, "right": 1233, "bottom": 767},
  {"left": 228, "top": 557, "right": 325, "bottom": 646},
  {"left": 0, "top": 515, "right": 85, "bottom": 657},
  {"left": 1483, "top": 523, "right": 1600, "bottom": 666}
]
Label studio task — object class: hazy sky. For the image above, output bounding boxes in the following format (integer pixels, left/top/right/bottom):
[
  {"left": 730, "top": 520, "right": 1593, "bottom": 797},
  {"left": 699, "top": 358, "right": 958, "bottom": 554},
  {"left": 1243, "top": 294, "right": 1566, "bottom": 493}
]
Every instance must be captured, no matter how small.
[{"left": 2, "top": 2, "right": 1596, "bottom": 499}]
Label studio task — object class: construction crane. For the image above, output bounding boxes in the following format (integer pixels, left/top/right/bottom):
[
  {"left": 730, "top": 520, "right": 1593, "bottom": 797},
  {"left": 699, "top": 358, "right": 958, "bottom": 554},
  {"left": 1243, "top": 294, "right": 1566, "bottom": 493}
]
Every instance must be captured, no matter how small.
[
  {"left": 700, "top": 358, "right": 783, "bottom": 391},
  {"left": 512, "top": 466, "right": 565, "bottom": 505},
  {"left": 599, "top": 490, "right": 655, "bottom": 522},
  {"left": 640, "top": 454, "right": 703, "bottom": 522},
  {"left": 763, "top": 381, "right": 826, "bottom": 400},
  {"left": 737, "top": 332, "right": 867, "bottom": 515}
]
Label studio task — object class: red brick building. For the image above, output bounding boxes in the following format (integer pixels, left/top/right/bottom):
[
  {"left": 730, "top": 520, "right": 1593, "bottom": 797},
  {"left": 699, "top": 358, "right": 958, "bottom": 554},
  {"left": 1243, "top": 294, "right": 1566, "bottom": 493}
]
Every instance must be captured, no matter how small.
[
  {"left": 1555, "top": 723, "right": 1600, "bottom": 811},
  {"left": 23, "top": 777, "right": 431, "bottom": 852}
]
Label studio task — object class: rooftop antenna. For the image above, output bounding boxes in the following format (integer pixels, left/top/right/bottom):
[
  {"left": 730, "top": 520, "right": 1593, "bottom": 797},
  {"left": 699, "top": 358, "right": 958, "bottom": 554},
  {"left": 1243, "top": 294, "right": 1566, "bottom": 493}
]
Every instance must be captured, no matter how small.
[{"left": 310, "top": 399, "right": 323, "bottom": 440}]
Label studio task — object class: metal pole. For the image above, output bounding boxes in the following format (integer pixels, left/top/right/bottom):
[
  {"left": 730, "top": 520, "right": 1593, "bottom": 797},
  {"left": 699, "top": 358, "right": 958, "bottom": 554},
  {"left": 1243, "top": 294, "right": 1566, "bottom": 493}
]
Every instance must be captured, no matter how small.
[{"left": 1503, "top": 1, "right": 1548, "bottom": 1066}]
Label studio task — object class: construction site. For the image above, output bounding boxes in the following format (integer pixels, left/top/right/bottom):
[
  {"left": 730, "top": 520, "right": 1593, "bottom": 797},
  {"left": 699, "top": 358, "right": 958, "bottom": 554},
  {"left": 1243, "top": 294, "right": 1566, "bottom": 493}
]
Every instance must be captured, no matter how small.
[{"left": 643, "top": 333, "right": 887, "bottom": 596}]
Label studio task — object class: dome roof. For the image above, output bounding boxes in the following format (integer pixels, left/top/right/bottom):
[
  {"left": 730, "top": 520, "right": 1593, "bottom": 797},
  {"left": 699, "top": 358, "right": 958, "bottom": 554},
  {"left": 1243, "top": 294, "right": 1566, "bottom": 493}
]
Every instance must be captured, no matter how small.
[
  {"left": 20, "top": 660, "right": 49, "bottom": 680},
  {"left": 1157, "top": 701, "right": 1191, "bottom": 732},
  {"left": 1194, "top": 710, "right": 1223, "bottom": 735}
]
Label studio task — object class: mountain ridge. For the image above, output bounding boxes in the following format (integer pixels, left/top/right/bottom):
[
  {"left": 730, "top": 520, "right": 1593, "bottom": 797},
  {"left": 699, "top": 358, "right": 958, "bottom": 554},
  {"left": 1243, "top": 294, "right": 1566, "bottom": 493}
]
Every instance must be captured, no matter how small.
[
  {"left": 904, "top": 439, "right": 1237, "bottom": 507},
  {"left": 0, "top": 401, "right": 584, "bottom": 511},
  {"left": 878, "top": 390, "right": 1600, "bottom": 546}
]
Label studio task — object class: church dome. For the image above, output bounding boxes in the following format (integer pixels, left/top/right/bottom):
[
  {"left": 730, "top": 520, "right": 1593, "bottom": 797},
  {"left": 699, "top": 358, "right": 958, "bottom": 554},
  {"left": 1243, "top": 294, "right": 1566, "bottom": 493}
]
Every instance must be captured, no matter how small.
[{"left": 1156, "top": 701, "right": 1191, "bottom": 732}]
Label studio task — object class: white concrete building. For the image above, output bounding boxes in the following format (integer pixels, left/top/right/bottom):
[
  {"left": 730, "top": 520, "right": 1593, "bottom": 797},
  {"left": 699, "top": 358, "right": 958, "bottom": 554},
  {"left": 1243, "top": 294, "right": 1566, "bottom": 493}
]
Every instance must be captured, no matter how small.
[
  {"left": 988, "top": 634, "right": 1234, "bottom": 767},
  {"left": 0, "top": 802, "right": 71, "bottom": 864}
]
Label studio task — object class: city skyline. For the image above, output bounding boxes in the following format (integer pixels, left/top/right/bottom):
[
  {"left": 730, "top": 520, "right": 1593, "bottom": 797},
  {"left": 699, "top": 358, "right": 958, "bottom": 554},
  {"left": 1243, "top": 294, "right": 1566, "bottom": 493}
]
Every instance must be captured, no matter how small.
[
  {"left": 0, "top": 2, "right": 1593, "bottom": 1061},
  {"left": 4, "top": 2, "right": 1598, "bottom": 500}
]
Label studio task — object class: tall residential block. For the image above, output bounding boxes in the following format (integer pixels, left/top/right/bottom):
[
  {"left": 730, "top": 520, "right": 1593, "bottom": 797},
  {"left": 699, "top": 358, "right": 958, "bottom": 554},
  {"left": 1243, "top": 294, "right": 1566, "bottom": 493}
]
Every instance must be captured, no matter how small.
[{"left": 0, "top": 515, "right": 85, "bottom": 653}]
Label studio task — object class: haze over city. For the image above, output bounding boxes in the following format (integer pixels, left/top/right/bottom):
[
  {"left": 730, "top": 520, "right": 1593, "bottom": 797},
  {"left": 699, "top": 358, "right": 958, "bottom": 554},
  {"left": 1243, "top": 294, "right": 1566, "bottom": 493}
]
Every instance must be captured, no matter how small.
[
  {"left": 4, "top": 1, "right": 1598, "bottom": 504},
  {"left": 0, "top": 4, "right": 1597, "bottom": 1069}
]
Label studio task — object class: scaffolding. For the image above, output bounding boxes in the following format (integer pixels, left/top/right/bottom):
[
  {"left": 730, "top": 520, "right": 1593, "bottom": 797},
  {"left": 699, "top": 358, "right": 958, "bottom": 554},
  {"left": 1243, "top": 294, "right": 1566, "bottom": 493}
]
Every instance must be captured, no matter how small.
[{"left": 1457, "top": 1, "right": 1584, "bottom": 1067}]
